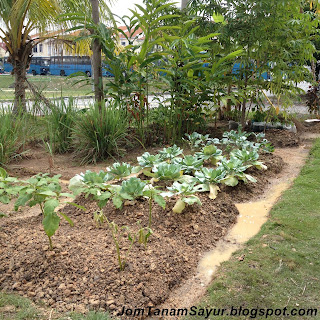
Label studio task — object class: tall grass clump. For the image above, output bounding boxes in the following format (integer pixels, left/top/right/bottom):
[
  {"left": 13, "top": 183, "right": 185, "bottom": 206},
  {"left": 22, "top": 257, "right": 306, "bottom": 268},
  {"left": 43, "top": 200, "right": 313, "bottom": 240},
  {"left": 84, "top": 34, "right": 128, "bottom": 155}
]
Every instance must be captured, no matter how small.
[
  {"left": 0, "top": 110, "right": 30, "bottom": 166},
  {"left": 45, "top": 98, "right": 78, "bottom": 154},
  {"left": 72, "top": 102, "right": 129, "bottom": 164}
]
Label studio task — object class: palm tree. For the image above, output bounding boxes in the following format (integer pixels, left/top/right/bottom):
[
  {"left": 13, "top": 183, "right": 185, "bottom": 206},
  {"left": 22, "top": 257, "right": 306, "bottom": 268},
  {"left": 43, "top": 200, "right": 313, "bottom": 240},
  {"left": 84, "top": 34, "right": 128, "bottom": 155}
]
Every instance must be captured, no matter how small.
[
  {"left": 0, "top": 0, "right": 113, "bottom": 112},
  {"left": 0, "top": 0, "right": 60, "bottom": 112}
]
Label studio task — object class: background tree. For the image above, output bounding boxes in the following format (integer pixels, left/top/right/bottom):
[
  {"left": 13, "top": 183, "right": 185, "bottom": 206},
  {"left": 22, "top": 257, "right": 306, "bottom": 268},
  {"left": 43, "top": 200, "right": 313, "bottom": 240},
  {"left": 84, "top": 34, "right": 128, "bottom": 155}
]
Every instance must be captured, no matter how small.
[
  {"left": 0, "top": 0, "right": 60, "bottom": 113},
  {"left": 189, "top": 0, "right": 319, "bottom": 126}
]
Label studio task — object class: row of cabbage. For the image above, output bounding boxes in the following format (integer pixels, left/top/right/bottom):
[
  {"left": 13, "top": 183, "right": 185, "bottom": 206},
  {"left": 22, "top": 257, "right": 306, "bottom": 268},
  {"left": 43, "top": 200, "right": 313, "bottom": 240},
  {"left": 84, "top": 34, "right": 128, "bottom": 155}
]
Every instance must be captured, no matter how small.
[
  {"left": 0, "top": 129, "right": 274, "bottom": 255},
  {"left": 69, "top": 129, "right": 274, "bottom": 214}
]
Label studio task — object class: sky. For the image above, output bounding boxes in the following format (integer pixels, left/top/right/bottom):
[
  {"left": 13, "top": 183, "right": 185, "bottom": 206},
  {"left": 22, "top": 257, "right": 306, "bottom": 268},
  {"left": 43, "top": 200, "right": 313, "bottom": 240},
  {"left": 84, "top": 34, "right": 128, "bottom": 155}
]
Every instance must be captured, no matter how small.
[
  {"left": 110, "top": 0, "right": 145, "bottom": 18},
  {"left": 110, "top": 0, "right": 180, "bottom": 22}
]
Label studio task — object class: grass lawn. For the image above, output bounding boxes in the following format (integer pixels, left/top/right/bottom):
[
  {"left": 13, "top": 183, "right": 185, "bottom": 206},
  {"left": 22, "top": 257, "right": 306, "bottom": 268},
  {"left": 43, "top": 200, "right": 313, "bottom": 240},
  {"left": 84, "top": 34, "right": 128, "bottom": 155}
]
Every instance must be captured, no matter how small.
[
  {"left": 1, "top": 139, "right": 320, "bottom": 319},
  {"left": 0, "top": 75, "right": 108, "bottom": 101},
  {"left": 186, "top": 139, "right": 320, "bottom": 319}
]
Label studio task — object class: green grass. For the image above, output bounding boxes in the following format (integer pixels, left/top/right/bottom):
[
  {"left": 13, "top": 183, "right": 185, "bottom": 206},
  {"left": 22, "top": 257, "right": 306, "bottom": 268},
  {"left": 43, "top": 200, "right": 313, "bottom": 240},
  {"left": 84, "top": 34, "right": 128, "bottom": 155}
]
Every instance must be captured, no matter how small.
[
  {"left": 0, "top": 75, "right": 112, "bottom": 101},
  {"left": 0, "top": 293, "right": 113, "bottom": 320},
  {"left": 186, "top": 139, "right": 320, "bottom": 320},
  {"left": 0, "top": 292, "right": 41, "bottom": 320}
]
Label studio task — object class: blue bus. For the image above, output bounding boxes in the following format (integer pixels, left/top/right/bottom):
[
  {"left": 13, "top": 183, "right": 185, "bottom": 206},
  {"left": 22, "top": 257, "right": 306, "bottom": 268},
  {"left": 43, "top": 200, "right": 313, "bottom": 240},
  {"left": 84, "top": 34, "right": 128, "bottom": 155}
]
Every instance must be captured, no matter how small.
[
  {"left": 3, "top": 57, "right": 50, "bottom": 75},
  {"left": 48, "top": 55, "right": 113, "bottom": 77},
  {"left": 49, "top": 55, "right": 92, "bottom": 76}
]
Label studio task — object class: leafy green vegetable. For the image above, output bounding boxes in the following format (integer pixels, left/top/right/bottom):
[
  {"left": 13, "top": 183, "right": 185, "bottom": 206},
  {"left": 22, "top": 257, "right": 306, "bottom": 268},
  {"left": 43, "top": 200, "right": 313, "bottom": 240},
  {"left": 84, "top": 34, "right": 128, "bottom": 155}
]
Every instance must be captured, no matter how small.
[
  {"left": 220, "top": 158, "right": 257, "bottom": 186},
  {"left": 173, "top": 155, "right": 204, "bottom": 174},
  {"left": 195, "top": 167, "right": 226, "bottom": 199},
  {"left": 183, "top": 132, "right": 210, "bottom": 150},
  {"left": 106, "top": 162, "right": 141, "bottom": 179},
  {"left": 158, "top": 145, "right": 183, "bottom": 162},
  {"left": 152, "top": 163, "right": 182, "bottom": 181},
  {"left": 161, "top": 181, "right": 206, "bottom": 213},
  {"left": 230, "top": 149, "right": 267, "bottom": 170},
  {"left": 137, "top": 152, "right": 162, "bottom": 168},
  {"left": 197, "top": 145, "right": 223, "bottom": 165}
]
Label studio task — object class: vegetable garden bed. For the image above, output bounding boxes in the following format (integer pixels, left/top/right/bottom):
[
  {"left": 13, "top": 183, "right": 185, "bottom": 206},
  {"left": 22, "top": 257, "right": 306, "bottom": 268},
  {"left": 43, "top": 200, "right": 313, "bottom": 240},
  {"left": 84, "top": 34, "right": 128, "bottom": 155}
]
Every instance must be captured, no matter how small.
[{"left": 0, "top": 129, "right": 289, "bottom": 317}]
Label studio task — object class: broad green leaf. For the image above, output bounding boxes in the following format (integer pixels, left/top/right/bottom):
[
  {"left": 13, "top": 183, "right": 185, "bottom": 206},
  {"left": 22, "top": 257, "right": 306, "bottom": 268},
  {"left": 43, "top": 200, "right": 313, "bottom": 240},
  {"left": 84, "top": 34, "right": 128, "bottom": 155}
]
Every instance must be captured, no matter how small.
[
  {"left": 154, "top": 194, "right": 166, "bottom": 209},
  {"left": 44, "top": 199, "right": 59, "bottom": 215},
  {"left": 39, "top": 190, "right": 57, "bottom": 197},
  {"left": 0, "top": 195, "right": 10, "bottom": 204},
  {"left": 14, "top": 193, "right": 33, "bottom": 211},
  {"left": 0, "top": 168, "right": 8, "bottom": 178},
  {"left": 222, "top": 176, "right": 239, "bottom": 187},
  {"left": 60, "top": 193, "right": 75, "bottom": 198},
  {"left": 43, "top": 212, "right": 60, "bottom": 238},
  {"left": 113, "top": 195, "right": 123, "bottom": 209},
  {"left": 66, "top": 202, "right": 86, "bottom": 211},
  {"left": 183, "top": 195, "right": 201, "bottom": 206}
]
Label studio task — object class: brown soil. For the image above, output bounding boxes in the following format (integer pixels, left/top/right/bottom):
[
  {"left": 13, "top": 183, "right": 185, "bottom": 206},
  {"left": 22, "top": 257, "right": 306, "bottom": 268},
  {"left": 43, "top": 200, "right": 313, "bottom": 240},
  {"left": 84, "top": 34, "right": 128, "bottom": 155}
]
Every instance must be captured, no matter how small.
[
  {"left": 0, "top": 126, "right": 310, "bottom": 318},
  {"left": 265, "top": 129, "right": 300, "bottom": 148},
  {"left": 0, "top": 193, "right": 238, "bottom": 317}
]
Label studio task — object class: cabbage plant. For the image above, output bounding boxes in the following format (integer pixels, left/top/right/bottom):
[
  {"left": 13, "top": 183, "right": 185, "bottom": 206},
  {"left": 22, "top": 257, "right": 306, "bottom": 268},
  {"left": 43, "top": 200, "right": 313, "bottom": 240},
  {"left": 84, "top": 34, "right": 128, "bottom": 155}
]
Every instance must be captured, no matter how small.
[
  {"left": 220, "top": 158, "right": 257, "bottom": 186},
  {"left": 137, "top": 152, "right": 162, "bottom": 168},
  {"left": 183, "top": 132, "right": 210, "bottom": 150},
  {"left": 106, "top": 162, "right": 141, "bottom": 179},
  {"left": 173, "top": 155, "right": 204, "bottom": 174},
  {"left": 197, "top": 145, "right": 223, "bottom": 165},
  {"left": 161, "top": 181, "right": 207, "bottom": 213},
  {"left": 152, "top": 163, "right": 182, "bottom": 181},
  {"left": 195, "top": 167, "right": 226, "bottom": 199},
  {"left": 158, "top": 145, "right": 183, "bottom": 162},
  {"left": 69, "top": 170, "right": 113, "bottom": 209},
  {"left": 230, "top": 149, "right": 267, "bottom": 170}
]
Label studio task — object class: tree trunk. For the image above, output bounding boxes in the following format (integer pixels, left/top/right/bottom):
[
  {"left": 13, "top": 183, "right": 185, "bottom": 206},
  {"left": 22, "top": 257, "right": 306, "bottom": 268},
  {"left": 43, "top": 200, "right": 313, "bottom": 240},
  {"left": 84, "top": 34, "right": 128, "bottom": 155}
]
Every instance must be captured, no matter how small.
[
  {"left": 181, "top": 0, "right": 188, "bottom": 10},
  {"left": 90, "top": 0, "right": 104, "bottom": 106},
  {"left": 311, "top": 60, "right": 316, "bottom": 81},
  {"left": 13, "top": 61, "right": 27, "bottom": 114}
]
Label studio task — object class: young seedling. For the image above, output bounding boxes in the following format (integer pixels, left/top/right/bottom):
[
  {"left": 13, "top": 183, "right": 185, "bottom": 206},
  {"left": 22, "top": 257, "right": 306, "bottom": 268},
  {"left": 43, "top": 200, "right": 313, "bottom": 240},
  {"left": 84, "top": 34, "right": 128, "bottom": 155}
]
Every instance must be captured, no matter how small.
[
  {"left": 142, "top": 184, "right": 166, "bottom": 228},
  {"left": 0, "top": 167, "right": 20, "bottom": 205},
  {"left": 137, "top": 221, "right": 153, "bottom": 249},
  {"left": 15, "top": 173, "right": 74, "bottom": 250},
  {"left": 106, "top": 218, "right": 136, "bottom": 271},
  {"left": 93, "top": 210, "right": 107, "bottom": 228}
]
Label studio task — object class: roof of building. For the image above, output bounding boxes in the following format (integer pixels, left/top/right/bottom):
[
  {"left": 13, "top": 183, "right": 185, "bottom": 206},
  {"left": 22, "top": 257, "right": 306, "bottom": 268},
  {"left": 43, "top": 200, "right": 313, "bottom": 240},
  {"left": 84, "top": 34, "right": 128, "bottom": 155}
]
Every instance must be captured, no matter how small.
[{"left": 118, "top": 26, "right": 144, "bottom": 40}]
